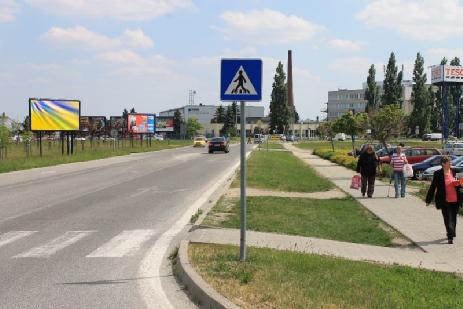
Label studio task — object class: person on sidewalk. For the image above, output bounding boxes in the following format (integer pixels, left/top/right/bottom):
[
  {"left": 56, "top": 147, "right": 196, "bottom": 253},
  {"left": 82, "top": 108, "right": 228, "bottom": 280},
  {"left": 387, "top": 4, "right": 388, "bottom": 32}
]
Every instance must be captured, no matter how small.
[
  {"left": 390, "top": 146, "right": 408, "bottom": 198},
  {"left": 426, "top": 156, "right": 461, "bottom": 244},
  {"left": 356, "top": 144, "right": 379, "bottom": 198}
]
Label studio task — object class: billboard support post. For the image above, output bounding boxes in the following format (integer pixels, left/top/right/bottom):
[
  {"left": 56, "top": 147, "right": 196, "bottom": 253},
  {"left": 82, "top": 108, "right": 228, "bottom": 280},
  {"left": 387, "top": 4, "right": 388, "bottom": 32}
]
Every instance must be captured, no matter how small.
[
  {"left": 71, "top": 133, "right": 74, "bottom": 155},
  {"left": 39, "top": 131, "right": 42, "bottom": 157},
  {"left": 239, "top": 100, "right": 247, "bottom": 262},
  {"left": 61, "top": 132, "right": 64, "bottom": 155}
]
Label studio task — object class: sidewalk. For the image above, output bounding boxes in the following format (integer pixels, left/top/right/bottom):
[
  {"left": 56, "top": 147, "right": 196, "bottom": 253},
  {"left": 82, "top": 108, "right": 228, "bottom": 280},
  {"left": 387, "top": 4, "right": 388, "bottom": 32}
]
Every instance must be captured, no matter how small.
[{"left": 285, "top": 144, "right": 463, "bottom": 265}]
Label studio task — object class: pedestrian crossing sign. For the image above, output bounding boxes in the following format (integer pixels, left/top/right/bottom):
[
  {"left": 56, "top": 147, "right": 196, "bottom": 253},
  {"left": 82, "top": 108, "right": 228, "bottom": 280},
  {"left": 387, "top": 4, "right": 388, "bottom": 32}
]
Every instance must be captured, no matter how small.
[{"left": 220, "top": 59, "right": 262, "bottom": 101}]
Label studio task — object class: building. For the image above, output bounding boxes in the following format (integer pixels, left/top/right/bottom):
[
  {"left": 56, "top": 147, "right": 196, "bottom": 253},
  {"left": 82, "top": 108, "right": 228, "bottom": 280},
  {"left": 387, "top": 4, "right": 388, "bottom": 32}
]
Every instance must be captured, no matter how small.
[
  {"left": 159, "top": 104, "right": 265, "bottom": 125},
  {"left": 326, "top": 80, "right": 414, "bottom": 121}
]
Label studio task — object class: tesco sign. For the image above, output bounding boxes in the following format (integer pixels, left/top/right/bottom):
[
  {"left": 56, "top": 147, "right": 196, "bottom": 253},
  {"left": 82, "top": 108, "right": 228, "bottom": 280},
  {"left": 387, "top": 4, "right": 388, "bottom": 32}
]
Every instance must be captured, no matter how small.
[{"left": 431, "top": 65, "right": 463, "bottom": 84}]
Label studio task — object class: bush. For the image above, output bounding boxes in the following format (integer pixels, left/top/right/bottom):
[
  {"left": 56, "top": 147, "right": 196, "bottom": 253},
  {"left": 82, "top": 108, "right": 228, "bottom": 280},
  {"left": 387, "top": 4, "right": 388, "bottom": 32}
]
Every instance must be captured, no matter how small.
[{"left": 314, "top": 148, "right": 358, "bottom": 171}]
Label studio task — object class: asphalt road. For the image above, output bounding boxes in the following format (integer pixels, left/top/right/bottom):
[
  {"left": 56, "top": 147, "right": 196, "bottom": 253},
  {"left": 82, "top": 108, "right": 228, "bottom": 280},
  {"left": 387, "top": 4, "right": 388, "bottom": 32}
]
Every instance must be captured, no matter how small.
[{"left": 0, "top": 143, "right": 245, "bottom": 308}]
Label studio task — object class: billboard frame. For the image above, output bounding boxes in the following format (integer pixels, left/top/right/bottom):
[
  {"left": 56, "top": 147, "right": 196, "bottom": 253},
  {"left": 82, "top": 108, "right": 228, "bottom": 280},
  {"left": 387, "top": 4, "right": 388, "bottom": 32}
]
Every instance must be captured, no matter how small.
[
  {"left": 155, "top": 116, "right": 174, "bottom": 132},
  {"left": 29, "top": 98, "right": 81, "bottom": 132},
  {"left": 127, "top": 113, "right": 156, "bottom": 134}
]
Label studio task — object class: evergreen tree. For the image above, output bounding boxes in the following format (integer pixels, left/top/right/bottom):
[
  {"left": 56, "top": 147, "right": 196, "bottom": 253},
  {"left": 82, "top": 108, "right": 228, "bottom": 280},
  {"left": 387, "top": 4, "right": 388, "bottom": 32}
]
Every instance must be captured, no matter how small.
[
  {"left": 212, "top": 105, "right": 226, "bottom": 123},
  {"left": 173, "top": 110, "right": 182, "bottom": 134},
  {"left": 129, "top": 107, "right": 136, "bottom": 113},
  {"left": 432, "top": 58, "right": 448, "bottom": 132},
  {"left": 408, "top": 53, "right": 431, "bottom": 136},
  {"left": 450, "top": 57, "right": 462, "bottom": 136},
  {"left": 365, "top": 64, "right": 379, "bottom": 112},
  {"left": 231, "top": 102, "right": 238, "bottom": 124},
  {"left": 382, "top": 52, "right": 402, "bottom": 105},
  {"left": 269, "top": 62, "right": 289, "bottom": 134}
]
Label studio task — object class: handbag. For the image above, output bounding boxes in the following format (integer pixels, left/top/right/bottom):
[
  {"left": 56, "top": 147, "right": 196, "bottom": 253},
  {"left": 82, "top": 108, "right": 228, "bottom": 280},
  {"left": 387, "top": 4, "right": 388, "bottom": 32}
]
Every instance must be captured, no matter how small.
[
  {"left": 350, "top": 174, "right": 361, "bottom": 190},
  {"left": 403, "top": 164, "right": 413, "bottom": 178}
]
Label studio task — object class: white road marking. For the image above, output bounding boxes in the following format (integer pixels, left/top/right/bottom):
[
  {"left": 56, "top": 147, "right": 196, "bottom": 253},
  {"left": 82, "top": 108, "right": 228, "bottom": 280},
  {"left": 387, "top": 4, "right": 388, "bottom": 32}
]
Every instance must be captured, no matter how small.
[
  {"left": 0, "top": 231, "right": 37, "bottom": 248},
  {"left": 14, "top": 231, "right": 94, "bottom": 258},
  {"left": 138, "top": 148, "right": 251, "bottom": 309},
  {"left": 87, "top": 229, "right": 156, "bottom": 258}
]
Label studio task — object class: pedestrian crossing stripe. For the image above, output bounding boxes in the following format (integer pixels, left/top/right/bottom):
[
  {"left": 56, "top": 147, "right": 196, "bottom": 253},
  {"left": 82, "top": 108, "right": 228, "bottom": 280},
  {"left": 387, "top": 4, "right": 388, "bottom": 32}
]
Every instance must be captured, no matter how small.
[
  {"left": 224, "top": 66, "right": 257, "bottom": 95},
  {"left": 0, "top": 231, "right": 37, "bottom": 248}
]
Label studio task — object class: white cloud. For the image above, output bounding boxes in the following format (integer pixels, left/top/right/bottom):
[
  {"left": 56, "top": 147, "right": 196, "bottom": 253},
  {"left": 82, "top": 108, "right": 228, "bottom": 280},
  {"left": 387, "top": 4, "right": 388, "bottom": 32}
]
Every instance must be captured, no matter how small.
[
  {"left": 96, "top": 50, "right": 141, "bottom": 63},
  {"left": 356, "top": 0, "right": 463, "bottom": 41},
  {"left": 329, "top": 57, "right": 372, "bottom": 74},
  {"left": 26, "top": 0, "right": 192, "bottom": 21},
  {"left": 122, "top": 29, "right": 154, "bottom": 48},
  {"left": 215, "top": 9, "right": 324, "bottom": 44},
  {"left": 0, "top": 0, "right": 19, "bottom": 22},
  {"left": 42, "top": 26, "right": 154, "bottom": 50},
  {"left": 329, "top": 39, "right": 362, "bottom": 52},
  {"left": 427, "top": 48, "right": 463, "bottom": 58}
]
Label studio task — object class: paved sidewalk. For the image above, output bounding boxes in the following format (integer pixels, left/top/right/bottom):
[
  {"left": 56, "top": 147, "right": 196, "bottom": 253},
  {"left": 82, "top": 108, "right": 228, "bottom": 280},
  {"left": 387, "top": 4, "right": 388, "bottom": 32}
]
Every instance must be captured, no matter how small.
[
  {"left": 285, "top": 144, "right": 463, "bottom": 265},
  {"left": 225, "top": 187, "right": 346, "bottom": 199},
  {"left": 188, "top": 228, "right": 462, "bottom": 273}
]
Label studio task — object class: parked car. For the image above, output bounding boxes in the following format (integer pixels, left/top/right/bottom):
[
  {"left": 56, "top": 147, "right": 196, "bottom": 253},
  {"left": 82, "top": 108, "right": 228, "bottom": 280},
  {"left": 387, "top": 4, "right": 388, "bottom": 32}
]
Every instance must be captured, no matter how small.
[
  {"left": 412, "top": 155, "right": 456, "bottom": 180},
  {"left": 443, "top": 141, "right": 456, "bottom": 155},
  {"left": 380, "top": 147, "right": 442, "bottom": 165},
  {"left": 422, "top": 133, "right": 442, "bottom": 141},
  {"left": 208, "top": 137, "right": 229, "bottom": 153},
  {"left": 422, "top": 156, "right": 463, "bottom": 180},
  {"left": 75, "top": 137, "right": 86, "bottom": 141},
  {"left": 153, "top": 134, "right": 164, "bottom": 141},
  {"left": 193, "top": 136, "right": 207, "bottom": 147},
  {"left": 334, "top": 133, "right": 346, "bottom": 141},
  {"left": 254, "top": 134, "right": 264, "bottom": 144},
  {"left": 349, "top": 143, "right": 389, "bottom": 156},
  {"left": 448, "top": 142, "right": 463, "bottom": 156},
  {"left": 286, "top": 135, "right": 296, "bottom": 142}
]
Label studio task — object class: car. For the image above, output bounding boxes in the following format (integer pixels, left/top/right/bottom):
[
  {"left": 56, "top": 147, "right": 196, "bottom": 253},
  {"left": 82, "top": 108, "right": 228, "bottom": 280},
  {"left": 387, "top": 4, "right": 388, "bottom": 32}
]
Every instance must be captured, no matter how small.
[
  {"left": 349, "top": 143, "right": 389, "bottom": 156},
  {"left": 208, "top": 137, "right": 229, "bottom": 153},
  {"left": 280, "top": 135, "right": 286, "bottom": 141},
  {"left": 153, "top": 134, "right": 164, "bottom": 141},
  {"left": 449, "top": 142, "right": 463, "bottom": 156},
  {"left": 286, "top": 135, "right": 296, "bottom": 142},
  {"left": 75, "top": 137, "right": 86, "bottom": 141},
  {"left": 334, "top": 133, "right": 346, "bottom": 141},
  {"left": 443, "top": 141, "right": 456, "bottom": 155},
  {"left": 422, "top": 156, "right": 463, "bottom": 180},
  {"left": 254, "top": 134, "right": 264, "bottom": 144},
  {"left": 380, "top": 147, "right": 442, "bottom": 165},
  {"left": 422, "top": 133, "right": 442, "bottom": 141},
  {"left": 193, "top": 136, "right": 207, "bottom": 147},
  {"left": 412, "top": 155, "right": 456, "bottom": 180}
]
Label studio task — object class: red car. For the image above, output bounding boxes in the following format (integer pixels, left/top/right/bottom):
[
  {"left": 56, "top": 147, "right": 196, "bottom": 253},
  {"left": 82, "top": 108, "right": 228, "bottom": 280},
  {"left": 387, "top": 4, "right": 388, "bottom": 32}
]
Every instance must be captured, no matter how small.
[{"left": 379, "top": 147, "right": 441, "bottom": 165}]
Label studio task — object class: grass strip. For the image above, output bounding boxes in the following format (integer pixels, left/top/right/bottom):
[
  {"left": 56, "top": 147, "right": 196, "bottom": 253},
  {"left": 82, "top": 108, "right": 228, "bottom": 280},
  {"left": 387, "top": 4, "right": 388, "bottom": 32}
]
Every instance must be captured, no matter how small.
[
  {"left": 233, "top": 151, "right": 333, "bottom": 192},
  {"left": 190, "top": 243, "right": 463, "bottom": 309},
  {"left": 204, "top": 196, "right": 393, "bottom": 246}
]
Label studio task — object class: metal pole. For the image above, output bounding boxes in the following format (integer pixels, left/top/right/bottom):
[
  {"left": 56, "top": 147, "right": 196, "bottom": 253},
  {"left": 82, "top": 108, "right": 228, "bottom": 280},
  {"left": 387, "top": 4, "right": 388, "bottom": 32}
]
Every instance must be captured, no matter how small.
[
  {"left": 443, "top": 83, "right": 449, "bottom": 141},
  {"left": 39, "top": 131, "right": 42, "bottom": 157},
  {"left": 240, "top": 100, "right": 247, "bottom": 262}
]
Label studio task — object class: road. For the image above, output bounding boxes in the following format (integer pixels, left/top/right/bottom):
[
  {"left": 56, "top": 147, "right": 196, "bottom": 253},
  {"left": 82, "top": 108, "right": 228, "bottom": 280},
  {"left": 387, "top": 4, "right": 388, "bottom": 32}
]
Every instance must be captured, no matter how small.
[{"left": 0, "top": 143, "right": 244, "bottom": 308}]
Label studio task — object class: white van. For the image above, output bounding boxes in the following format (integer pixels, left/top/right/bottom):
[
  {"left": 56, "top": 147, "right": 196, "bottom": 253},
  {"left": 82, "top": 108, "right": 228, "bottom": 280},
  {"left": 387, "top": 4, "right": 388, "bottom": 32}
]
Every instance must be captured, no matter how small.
[{"left": 334, "top": 133, "right": 346, "bottom": 141}]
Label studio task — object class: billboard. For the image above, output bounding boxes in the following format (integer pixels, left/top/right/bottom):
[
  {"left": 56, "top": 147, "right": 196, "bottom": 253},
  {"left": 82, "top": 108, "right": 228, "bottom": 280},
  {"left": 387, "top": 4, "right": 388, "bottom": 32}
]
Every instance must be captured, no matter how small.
[
  {"left": 431, "top": 65, "right": 463, "bottom": 84},
  {"left": 80, "top": 116, "right": 92, "bottom": 132},
  {"left": 156, "top": 117, "right": 174, "bottom": 132},
  {"left": 30, "top": 99, "right": 80, "bottom": 131},
  {"left": 79, "top": 116, "right": 107, "bottom": 134},
  {"left": 110, "top": 116, "right": 126, "bottom": 130},
  {"left": 128, "top": 114, "right": 155, "bottom": 133}
]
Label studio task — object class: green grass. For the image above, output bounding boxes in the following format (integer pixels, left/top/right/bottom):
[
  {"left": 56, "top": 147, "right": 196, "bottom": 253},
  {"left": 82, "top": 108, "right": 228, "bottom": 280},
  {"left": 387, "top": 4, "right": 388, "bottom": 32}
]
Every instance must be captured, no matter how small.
[
  {"left": 257, "top": 142, "right": 284, "bottom": 150},
  {"left": 0, "top": 139, "right": 191, "bottom": 173},
  {"left": 204, "top": 196, "right": 394, "bottom": 246},
  {"left": 232, "top": 150, "right": 333, "bottom": 192},
  {"left": 190, "top": 243, "right": 463, "bottom": 309}
]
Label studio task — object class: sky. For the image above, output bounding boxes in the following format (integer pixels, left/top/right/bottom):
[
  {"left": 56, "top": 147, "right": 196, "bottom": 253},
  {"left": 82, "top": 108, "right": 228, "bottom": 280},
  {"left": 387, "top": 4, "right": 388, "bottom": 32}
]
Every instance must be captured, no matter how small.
[{"left": 1, "top": 0, "right": 463, "bottom": 122}]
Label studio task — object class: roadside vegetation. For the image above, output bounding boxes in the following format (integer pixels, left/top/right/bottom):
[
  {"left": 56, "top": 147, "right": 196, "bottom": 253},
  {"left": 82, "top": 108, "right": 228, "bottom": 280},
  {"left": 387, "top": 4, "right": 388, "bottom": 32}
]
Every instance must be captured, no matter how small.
[
  {"left": 232, "top": 150, "right": 333, "bottom": 192},
  {"left": 0, "top": 139, "right": 191, "bottom": 174},
  {"left": 190, "top": 243, "right": 463, "bottom": 309},
  {"left": 256, "top": 142, "right": 284, "bottom": 150},
  {"left": 203, "top": 196, "right": 398, "bottom": 246}
]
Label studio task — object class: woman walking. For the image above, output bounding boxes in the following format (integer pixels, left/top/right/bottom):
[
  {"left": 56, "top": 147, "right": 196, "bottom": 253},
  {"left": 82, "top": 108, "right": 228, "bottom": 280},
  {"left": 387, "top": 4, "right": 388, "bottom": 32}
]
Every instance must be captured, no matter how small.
[
  {"left": 390, "top": 146, "right": 408, "bottom": 198},
  {"left": 356, "top": 144, "right": 379, "bottom": 198},
  {"left": 426, "top": 156, "right": 461, "bottom": 244}
]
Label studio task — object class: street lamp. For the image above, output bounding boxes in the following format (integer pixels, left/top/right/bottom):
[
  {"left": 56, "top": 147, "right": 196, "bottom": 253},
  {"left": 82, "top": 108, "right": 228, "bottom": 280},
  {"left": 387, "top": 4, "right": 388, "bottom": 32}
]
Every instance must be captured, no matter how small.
[{"left": 189, "top": 90, "right": 196, "bottom": 105}]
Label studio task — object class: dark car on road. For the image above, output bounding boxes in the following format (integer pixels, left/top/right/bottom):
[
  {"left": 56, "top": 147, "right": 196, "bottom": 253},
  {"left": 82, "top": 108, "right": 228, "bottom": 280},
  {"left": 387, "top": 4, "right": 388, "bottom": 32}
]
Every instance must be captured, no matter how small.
[
  {"left": 379, "top": 147, "right": 441, "bottom": 165},
  {"left": 411, "top": 155, "right": 456, "bottom": 180},
  {"left": 208, "top": 137, "right": 229, "bottom": 153}
]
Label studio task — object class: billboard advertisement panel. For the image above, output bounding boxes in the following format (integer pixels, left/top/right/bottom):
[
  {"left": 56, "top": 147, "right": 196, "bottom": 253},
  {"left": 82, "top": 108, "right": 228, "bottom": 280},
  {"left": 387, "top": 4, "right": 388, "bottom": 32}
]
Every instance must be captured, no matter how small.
[
  {"left": 128, "top": 114, "right": 155, "bottom": 133},
  {"left": 80, "top": 116, "right": 91, "bottom": 132},
  {"left": 156, "top": 117, "right": 174, "bottom": 132},
  {"left": 79, "top": 116, "right": 107, "bottom": 134},
  {"left": 110, "top": 116, "right": 126, "bottom": 130},
  {"left": 30, "top": 99, "right": 80, "bottom": 131},
  {"left": 431, "top": 65, "right": 463, "bottom": 84}
]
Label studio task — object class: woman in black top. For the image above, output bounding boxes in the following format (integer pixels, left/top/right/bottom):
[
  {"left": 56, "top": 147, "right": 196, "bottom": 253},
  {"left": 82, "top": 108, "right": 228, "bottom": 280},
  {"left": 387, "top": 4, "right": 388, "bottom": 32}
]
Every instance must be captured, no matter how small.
[
  {"left": 426, "top": 156, "right": 461, "bottom": 244},
  {"left": 356, "top": 144, "right": 379, "bottom": 198}
]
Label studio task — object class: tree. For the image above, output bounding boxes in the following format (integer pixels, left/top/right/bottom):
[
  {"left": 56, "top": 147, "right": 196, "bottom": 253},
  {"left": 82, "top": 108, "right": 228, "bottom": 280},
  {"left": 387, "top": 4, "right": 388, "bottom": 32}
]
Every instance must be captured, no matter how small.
[
  {"left": 317, "top": 121, "right": 336, "bottom": 151},
  {"left": 365, "top": 64, "right": 380, "bottom": 112},
  {"left": 212, "top": 105, "right": 226, "bottom": 124},
  {"left": 231, "top": 102, "right": 238, "bottom": 124},
  {"left": 173, "top": 110, "right": 182, "bottom": 135},
  {"left": 334, "top": 112, "right": 368, "bottom": 155},
  {"left": 408, "top": 52, "right": 431, "bottom": 136},
  {"left": 129, "top": 107, "right": 136, "bottom": 114},
  {"left": 23, "top": 115, "right": 30, "bottom": 132},
  {"left": 450, "top": 57, "right": 462, "bottom": 136},
  {"left": 431, "top": 58, "right": 448, "bottom": 132},
  {"left": 382, "top": 52, "right": 403, "bottom": 106},
  {"left": 369, "top": 104, "right": 405, "bottom": 149},
  {"left": 186, "top": 117, "right": 202, "bottom": 138},
  {"left": 223, "top": 106, "right": 237, "bottom": 137},
  {"left": 269, "top": 62, "right": 289, "bottom": 134},
  {"left": 0, "top": 113, "right": 10, "bottom": 159}
]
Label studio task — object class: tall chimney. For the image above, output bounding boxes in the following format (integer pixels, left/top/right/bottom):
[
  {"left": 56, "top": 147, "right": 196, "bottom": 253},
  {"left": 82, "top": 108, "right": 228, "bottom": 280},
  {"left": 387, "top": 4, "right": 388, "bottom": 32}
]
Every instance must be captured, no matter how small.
[{"left": 287, "top": 50, "right": 295, "bottom": 121}]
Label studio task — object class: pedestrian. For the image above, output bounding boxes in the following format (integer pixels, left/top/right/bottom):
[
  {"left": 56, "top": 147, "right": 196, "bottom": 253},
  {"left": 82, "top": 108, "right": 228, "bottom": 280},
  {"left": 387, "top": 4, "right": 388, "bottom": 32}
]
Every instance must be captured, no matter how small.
[
  {"left": 390, "top": 146, "right": 408, "bottom": 198},
  {"left": 356, "top": 144, "right": 379, "bottom": 198},
  {"left": 426, "top": 156, "right": 461, "bottom": 244},
  {"left": 247, "top": 136, "right": 252, "bottom": 144}
]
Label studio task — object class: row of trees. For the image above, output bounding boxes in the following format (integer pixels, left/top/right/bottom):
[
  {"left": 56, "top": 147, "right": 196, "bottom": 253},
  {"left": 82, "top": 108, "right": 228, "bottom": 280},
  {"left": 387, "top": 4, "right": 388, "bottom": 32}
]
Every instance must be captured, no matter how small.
[
  {"left": 365, "top": 52, "right": 462, "bottom": 136},
  {"left": 211, "top": 102, "right": 238, "bottom": 136}
]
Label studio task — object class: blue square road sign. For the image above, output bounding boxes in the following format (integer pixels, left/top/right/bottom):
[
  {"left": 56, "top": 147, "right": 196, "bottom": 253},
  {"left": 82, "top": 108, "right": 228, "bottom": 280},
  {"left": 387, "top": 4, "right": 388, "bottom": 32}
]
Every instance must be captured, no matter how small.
[{"left": 220, "top": 59, "right": 262, "bottom": 102}]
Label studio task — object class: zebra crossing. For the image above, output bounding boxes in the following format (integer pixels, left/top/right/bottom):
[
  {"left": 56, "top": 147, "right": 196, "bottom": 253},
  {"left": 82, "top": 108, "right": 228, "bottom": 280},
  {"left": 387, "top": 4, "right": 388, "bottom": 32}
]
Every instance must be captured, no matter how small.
[{"left": 0, "top": 229, "right": 157, "bottom": 259}]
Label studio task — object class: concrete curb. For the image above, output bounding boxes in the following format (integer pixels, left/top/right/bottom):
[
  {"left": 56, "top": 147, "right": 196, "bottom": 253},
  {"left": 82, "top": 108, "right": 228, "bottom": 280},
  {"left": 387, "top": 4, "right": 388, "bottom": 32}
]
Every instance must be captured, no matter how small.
[{"left": 176, "top": 240, "right": 239, "bottom": 309}]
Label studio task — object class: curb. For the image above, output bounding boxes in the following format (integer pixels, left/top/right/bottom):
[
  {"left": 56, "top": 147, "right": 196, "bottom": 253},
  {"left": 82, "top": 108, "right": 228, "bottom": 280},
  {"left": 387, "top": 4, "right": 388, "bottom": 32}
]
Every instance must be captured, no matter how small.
[{"left": 176, "top": 240, "right": 239, "bottom": 309}]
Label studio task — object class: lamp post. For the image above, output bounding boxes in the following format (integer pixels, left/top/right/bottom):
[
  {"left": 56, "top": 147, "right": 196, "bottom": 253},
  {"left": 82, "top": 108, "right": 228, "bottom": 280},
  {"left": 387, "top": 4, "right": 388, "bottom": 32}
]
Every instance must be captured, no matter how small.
[{"left": 189, "top": 90, "right": 196, "bottom": 105}]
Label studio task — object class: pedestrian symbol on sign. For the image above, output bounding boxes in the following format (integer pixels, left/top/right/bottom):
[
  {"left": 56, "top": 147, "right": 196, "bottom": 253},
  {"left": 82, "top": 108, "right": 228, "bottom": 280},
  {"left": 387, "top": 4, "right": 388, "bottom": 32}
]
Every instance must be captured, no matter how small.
[{"left": 224, "top": 66, "right": 257, "bottom": 95}]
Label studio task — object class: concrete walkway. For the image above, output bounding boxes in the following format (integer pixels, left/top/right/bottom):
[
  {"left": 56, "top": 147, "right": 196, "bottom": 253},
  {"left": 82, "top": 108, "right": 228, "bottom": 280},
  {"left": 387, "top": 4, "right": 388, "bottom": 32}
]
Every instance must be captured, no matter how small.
[
  {"left": 225, "top": 187, "right": 346, "bottom": 199},
  {"left": 284, "top": 144, "right": 463, "bottom": 265}
]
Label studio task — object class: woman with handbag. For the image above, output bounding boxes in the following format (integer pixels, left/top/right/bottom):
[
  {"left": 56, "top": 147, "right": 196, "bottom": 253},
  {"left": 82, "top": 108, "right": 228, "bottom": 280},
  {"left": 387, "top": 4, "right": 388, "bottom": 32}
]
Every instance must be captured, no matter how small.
[
  {"left": 356, "top": 144, "right": 379, "bottom": 198},
  {"left": 426, "top": 156, "right": 461, "bottom": 244}
]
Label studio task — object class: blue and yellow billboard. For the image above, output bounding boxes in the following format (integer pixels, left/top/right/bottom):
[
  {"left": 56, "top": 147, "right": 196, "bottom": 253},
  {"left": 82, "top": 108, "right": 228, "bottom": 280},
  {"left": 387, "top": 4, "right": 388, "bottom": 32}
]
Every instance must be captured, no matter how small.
[{"left": 30, "top": 99, "right": 80, "bottom": 131}]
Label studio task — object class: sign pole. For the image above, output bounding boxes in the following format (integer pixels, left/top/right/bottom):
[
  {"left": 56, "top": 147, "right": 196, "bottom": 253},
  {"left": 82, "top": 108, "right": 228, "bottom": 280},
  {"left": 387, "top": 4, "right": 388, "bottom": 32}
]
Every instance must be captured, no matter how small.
[{"left": 240, "top": 100, "right": 247, "bottom": 262}]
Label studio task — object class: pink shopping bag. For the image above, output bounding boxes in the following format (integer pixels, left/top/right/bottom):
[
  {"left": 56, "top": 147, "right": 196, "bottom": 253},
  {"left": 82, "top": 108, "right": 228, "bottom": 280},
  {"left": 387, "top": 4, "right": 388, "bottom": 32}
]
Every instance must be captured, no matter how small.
[{"left": 350, "top": 174, "right": 361, "bottom": 190}]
